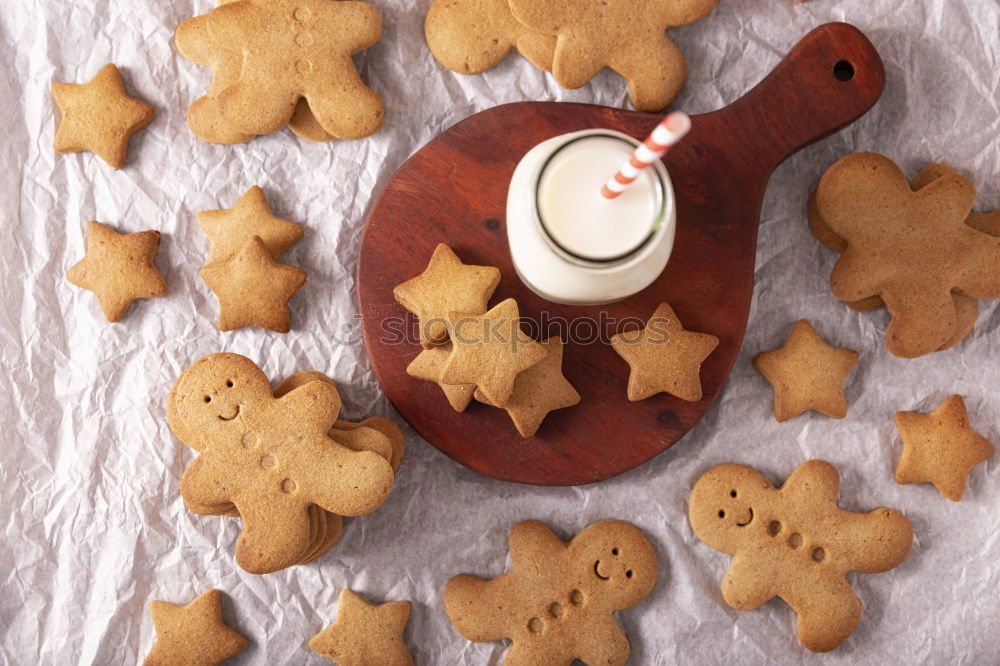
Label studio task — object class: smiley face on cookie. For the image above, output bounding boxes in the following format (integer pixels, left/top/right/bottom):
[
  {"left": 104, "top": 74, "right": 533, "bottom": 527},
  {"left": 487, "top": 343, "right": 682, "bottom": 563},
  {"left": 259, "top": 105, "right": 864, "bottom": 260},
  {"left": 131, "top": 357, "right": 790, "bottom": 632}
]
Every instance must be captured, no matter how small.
[
  {"left": 568, "top": 520, "right": 658, "bottom": 611},
  {"left": 168, "top": 353, "right": 280, "bottom": 451},
  {"left": 688, "top": 464, "right": 774, "bottom": 555}
]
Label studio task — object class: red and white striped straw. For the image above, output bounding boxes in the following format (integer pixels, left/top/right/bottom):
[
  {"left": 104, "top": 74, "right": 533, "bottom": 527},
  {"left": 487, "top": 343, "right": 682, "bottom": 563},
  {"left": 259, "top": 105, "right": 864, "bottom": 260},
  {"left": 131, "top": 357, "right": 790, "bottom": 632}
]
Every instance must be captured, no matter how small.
[{"left": 601, "top": 111, "right": 691, "bottom": 200}]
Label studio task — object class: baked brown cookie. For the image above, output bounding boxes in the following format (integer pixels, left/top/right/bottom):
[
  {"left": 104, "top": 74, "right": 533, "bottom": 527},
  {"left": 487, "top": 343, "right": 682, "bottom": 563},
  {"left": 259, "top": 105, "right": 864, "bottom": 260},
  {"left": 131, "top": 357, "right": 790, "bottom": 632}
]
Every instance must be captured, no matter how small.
[
  {"left": 394, "top": 243, "right": 501, "bottom": 348},
  {"left": 440, "top": 298, "right": 547, "bottom": 407},
  {"left": 894, "top": 395, "right": 995, "bottom": 501},
  {"left": 815, "top": 153, "right": 1000, "bottom": 357},
  {"left": 509, "top": 0, "right": 718, "bottom": 111},
  {"left": 752, "top": 320, "right": 859, "bottom": 422},
  {"left": 199, "top": 0, "right": 384, "bottom": 139},
  {"left": 444, "top": 519, "right": 657, "bottom": 665},
  {"left": 67, "top": 221, "right": 168, "bottom": 322},
  {"left": 610, "top": 302, "right": 718, "bottom": 402},
  {"left": 175, "top": 1, "right": 334, "bottom": 144},
  {"left": 52, "top": 64, "right": 154, "bottom": 168},
  {"left": 143, "top": 589, "right": 247, "bottom": 666},
  {"left": 689, "top": 460, "right": 913, "bottom": 652},
  {"left": 808, "top": 163, "right": 988, "bottom": 350},
  {"left": 199, "top": 236, "right": 307, "bottom": 332},
  {"left": 198, "top": 186, "right": 303, "bottom": 264},
  {"left": 309, "top": 589, "right": 414, "bottom": 666},
  {"left": 474, "top": 336, "right": 580, "bottom": 437}
]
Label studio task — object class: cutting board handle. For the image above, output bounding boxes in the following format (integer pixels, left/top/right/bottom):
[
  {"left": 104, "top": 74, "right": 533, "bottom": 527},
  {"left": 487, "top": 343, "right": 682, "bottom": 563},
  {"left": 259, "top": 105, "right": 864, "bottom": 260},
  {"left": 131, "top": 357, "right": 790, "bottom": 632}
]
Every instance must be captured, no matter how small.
[{"left": 708, "top": 22, "right": 885, "bottom": 172}]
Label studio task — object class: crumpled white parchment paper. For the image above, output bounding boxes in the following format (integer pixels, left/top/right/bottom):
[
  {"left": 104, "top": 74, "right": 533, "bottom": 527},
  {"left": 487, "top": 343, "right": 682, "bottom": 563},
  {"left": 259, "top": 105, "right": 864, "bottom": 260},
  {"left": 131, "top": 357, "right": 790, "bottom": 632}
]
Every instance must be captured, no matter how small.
[{"left": 1, "top": 0, "right": 998, "bottom": 663}]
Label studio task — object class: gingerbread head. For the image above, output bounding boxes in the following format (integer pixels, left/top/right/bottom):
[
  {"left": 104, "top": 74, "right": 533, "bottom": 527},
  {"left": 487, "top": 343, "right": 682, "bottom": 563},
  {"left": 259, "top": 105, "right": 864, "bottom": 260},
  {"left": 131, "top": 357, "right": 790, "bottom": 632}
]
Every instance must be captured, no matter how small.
[
  {"left": 567, "top": 520, "right": 658, "bottom": 612},
  {"left": 167, "top": 352, "right": 284, "bottom": 452},
  {"left": 688, "top": 463, "right": 774, "bottom": 555}
]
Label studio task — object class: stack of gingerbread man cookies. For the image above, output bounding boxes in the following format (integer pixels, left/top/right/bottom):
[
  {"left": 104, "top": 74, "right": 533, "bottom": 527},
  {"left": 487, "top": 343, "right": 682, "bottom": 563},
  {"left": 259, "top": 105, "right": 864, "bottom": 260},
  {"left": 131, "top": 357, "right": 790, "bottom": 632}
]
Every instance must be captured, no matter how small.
[{"left": 166, "top": 352, "right": 404, "bottom": 574}]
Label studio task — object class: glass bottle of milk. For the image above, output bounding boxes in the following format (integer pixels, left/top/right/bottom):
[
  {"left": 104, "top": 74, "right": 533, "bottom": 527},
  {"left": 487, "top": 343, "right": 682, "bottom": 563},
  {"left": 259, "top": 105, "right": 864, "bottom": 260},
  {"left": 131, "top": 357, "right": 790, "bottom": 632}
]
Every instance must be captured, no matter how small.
[{"left": 506, "top": 130, "right": 676, "bottom": 305}]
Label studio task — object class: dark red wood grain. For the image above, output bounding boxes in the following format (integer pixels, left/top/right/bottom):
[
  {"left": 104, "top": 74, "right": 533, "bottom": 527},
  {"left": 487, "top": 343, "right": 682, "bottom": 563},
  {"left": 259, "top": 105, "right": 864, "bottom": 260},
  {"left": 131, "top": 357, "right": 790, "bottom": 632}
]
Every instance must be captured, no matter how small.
[{"left": 357, "top": 23, "right": 885, "bottom": 485}]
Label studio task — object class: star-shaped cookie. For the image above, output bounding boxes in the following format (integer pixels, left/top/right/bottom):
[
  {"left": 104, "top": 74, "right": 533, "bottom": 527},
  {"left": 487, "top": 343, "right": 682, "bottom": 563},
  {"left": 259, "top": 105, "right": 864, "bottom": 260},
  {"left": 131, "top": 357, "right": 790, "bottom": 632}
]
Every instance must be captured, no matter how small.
[
  {"left": 610, "top": 302, "right": 719, "bottom": 402},
  {"left": 475, "top": 336, "right": 580, "bottom": 437},
  {"left": 894, "top": 395, "right": 995, "bottom": 501},
  {"left": 198, "top": 186, "right": 303, "bottom": 264},
  {"left": 143, "top": 589, "right": 247, "bottom": 666},
  {"left": 52, "top": 64, "right": 154, "bottom": 169},
  {"left": 753, "top": 320, "right": 859, "bottom": 422},
  {"left": 309, "top": 589, "right": 413, "bottom": 666},
  {"left": 67, "top": 221, "right": 168, "bottom": 322},
  {"left": 394, "top": 243, "right": 501, "bottom": 348},
  {"left": 200, "top": 236, "right": 307, "bottom": 332},
  {"left": 406, "top": 342, "right": 476, "bottom": 412},
  {"left": 440, "top": 298, "right": 547, "bottom": 407}
]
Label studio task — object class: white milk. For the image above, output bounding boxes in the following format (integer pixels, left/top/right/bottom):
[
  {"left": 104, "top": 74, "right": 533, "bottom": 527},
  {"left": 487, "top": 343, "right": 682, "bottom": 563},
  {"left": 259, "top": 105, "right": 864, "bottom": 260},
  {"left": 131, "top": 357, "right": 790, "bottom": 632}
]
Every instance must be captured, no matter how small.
[
  {"left": 506, "top": 130, "right": 676, "bottom": 305},
  {"left": 537, "top": 135, "right": 661, "bottom": 261}
]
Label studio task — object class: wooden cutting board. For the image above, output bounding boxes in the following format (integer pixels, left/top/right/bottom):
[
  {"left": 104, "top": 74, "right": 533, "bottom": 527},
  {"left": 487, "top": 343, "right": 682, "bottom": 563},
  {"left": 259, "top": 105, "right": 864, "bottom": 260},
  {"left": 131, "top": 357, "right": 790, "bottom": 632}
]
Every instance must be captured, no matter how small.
[{"left": 356, "top": 22, "right": 885, "bottom": 485}]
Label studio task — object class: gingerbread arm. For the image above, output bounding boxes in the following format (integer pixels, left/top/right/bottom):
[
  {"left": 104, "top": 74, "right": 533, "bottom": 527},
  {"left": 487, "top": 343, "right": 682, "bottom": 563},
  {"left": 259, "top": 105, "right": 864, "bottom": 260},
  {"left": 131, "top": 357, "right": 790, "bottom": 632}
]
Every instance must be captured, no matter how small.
[
  {"left": 840, "top": 508, "right": 914, "bottom": 574},
  {"left": 442, "top": 574, "right": 507, "bottom": 642},
  {"left": 780, "top": 460, "right": 842, "bottom": 508},
  {"left": 179, "top": 455, "right": 235, "bottom": 507},
  {"left": 508, "top": 520, "right": 565, "bottom": 570},
  {"left": 274, "top": 380, "right": 341, "bottom": 435},
  {"left": 298, "top": 440, "right": 394, "bottom": 517},
  {"left": 721, "top": 554, "right": 776, "bottom": 611}
]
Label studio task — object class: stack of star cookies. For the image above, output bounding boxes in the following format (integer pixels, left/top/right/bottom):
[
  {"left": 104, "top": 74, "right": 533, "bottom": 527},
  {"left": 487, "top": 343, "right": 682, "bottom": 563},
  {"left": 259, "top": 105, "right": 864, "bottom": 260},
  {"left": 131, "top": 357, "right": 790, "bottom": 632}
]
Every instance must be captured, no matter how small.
[
  {"left": 424, "top": 0, "right": 718, "bottom": 112},
  {"left": 197, "top": 186, "right": 308, "bottom": 333},
  {"left": 810, "top": 153, "right": 1000, "bottom": 358},
  {"left": 167, "top": 353, "right": 404, "bottom": 574},
  {"left": 175, "top": 0, "right": 384, "bottom": 145},
  {"left": 395, "top": 244, "right": 580, "bottom": 437}
]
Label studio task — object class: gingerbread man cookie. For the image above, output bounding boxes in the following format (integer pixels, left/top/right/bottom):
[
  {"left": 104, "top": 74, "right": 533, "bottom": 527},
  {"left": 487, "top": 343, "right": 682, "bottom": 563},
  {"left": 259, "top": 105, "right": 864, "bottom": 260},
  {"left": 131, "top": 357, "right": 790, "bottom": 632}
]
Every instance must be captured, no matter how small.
[
  {"left": 808, "top": 163, "right": 986, "bottom": 351},
  {"left": 508, "top": 0, "right": 718, "bottom": 111},
  {"left": 167, "top": 353, "right": 395, "bottom": 574},
  {"left": 815, "top": 152, "right": 1000, "bottom": 357},
  {"left": 175, "top": 1, "right": 334, "bottom": 144},
  {"left": 201, "top": 0, "right": 383, "bottom": 138},
  {"left": 444, "top": 519, "right": 657, "bottom": 665},
  {"left": 688, "top": 460, "right": 913, "bottom": 652}
]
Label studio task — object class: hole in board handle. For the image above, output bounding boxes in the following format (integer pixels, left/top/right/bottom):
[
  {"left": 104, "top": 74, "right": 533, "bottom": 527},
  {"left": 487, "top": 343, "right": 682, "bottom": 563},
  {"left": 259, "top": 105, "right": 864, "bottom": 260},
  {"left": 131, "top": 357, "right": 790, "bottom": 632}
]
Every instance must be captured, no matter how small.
[{"left": 833, "top": 60, "right": 855, "bottom": 82}]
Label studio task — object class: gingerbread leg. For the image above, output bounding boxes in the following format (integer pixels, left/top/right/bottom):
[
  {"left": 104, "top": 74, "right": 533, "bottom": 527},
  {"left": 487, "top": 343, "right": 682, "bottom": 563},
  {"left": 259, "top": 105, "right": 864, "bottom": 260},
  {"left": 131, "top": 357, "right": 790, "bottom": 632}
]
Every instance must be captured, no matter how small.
[
  {"left": 788, "top": 579, "right": 861, "bottom": 652},
  {"left": 306, "top": 64, "right": 383, "bottom": 140},
  {"left": 609, "top": 35, "right": 687, "bottom": 112},
  {"left": 232, "top": 499, "right": 313, "bottom": 574}
]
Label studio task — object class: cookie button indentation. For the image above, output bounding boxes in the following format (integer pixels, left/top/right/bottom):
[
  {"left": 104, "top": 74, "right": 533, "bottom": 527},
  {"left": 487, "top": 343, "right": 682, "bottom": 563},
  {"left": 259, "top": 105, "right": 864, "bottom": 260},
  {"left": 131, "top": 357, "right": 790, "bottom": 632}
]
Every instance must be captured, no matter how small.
[
  {"left": 527, "top": 617, "right": 543, "bottom": 634},
  {"left": 295, "top": 32, "right": 314, "bottom": 48},
  {"left": 547, "top": 602, "right": 563, "bottom": 619},
  {"left": 292, "top": 6, "right": 311, "bottom": 21},
  {"left": 280, "top": 478, "right": 297, "bottom": 494},
  {"left": 295, "top": 59, "right": 315, "bottom": 74},
  {"left": 811, "top": 547, "right": 825, "bottom": 563},
  {"left": 259, "top": 454, "right": 277, "bottom": 469},
  {"left": 767, "top": 520, "right": 781, "bottom": 537},
  {"left": 569, "top": 589, "right": 584, "bottom": 606},
  {"left": 241, "top": 431, "right": 260, "bottom": 449},
  {"left": 788, "top": 533, "right": 802, "bottom": 549}
]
